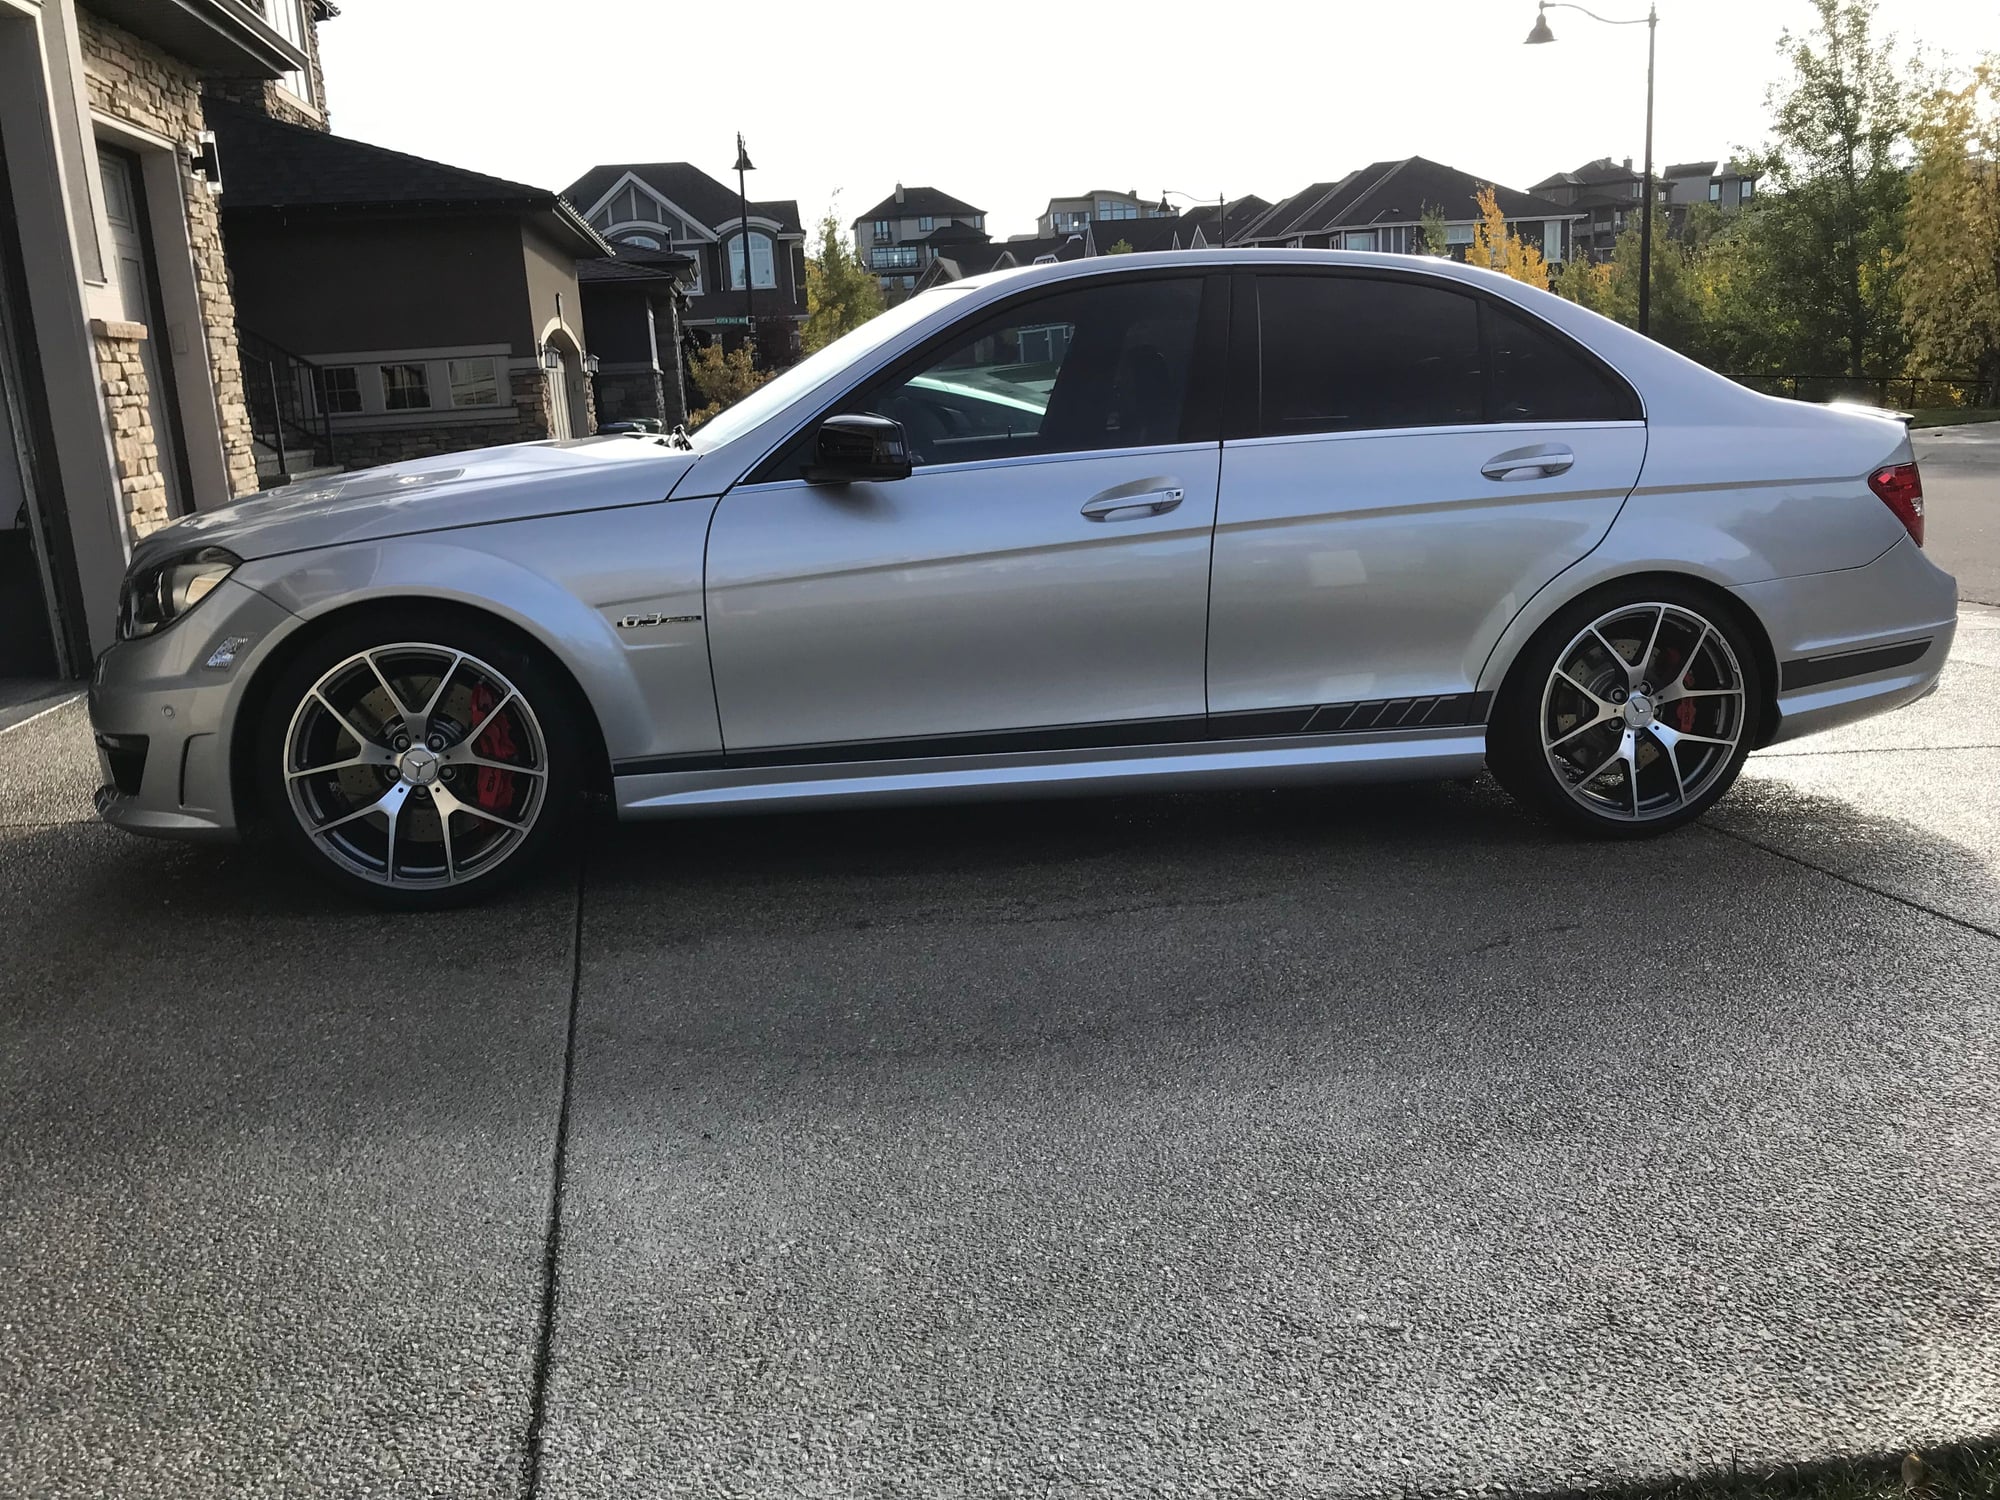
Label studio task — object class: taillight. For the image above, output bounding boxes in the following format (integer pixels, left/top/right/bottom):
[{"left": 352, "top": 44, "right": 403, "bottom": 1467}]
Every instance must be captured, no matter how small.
[{"left": 1868, "top": 462, "right": 1924, "bottom": 547}]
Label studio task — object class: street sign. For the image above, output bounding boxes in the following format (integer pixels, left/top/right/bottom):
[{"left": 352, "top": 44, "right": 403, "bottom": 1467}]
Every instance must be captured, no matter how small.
[{"left": 712, "top": 316, "right": 751, "bottom": 326}]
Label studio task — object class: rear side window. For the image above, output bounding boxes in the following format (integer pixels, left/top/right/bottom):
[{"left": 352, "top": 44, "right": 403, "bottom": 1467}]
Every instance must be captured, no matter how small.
[
  {"left": 1251, "top": 274, "right": 1640, "bottom": 437},
  {"left": 1256, "top": 276, "right": 1481, "bottom": 436},
  {"left": 1485, "top": 301, "right": 1641, "bottom": 422}
]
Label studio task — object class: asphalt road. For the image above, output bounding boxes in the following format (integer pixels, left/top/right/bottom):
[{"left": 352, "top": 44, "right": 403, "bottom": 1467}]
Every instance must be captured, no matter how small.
[
  {"left": 1916, "top": 422, "right": 2000, "bottom": 607},
  {"left": 4, "top": 440, "right": 1999, "bottom": 1498}
]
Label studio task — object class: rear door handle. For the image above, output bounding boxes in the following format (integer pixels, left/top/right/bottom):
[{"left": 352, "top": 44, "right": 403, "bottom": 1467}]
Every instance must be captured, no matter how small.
[
  {"left": 1481, "top": 444, "right": 1575, "bottom": 482},
  {"left": 1081, "top": 487, "right": 1183, "bottom": 522}
]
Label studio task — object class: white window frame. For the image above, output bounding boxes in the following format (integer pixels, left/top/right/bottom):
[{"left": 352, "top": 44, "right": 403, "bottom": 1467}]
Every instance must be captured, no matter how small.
[
  {"left": 727, "top": 231, "right": 778, "bottom": 290},
  {"left": 305, "top": 347, "right": 513, "bottom": 422},
  {"left": 267, "top": 0, "right": 316, "bottom": 108},
  {"left": 446, "top": 356, "right": 501, "bottom": 409}
]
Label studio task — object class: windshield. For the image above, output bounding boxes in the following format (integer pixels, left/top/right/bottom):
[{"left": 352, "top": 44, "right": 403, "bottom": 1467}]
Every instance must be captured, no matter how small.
[{"left": 691, "top": 288, "right": 972, "bottom": 450}]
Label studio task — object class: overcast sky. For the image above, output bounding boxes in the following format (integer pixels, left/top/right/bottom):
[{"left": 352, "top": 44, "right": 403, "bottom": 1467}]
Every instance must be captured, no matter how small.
[{"left": 317, "top": 0, "right": 1991, "bottom": 239}]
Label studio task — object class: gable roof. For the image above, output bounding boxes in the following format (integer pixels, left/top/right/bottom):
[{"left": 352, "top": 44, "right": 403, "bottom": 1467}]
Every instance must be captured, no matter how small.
[
  {"left": 1662, "top": 160, "right": 1720, "bottom": 179},
  {"left": 208, "top": 103, "right": 609, "bottom": 255},
  {"left": 853, "top": 185, "right": 983, "bottom": 224},
  {"left": 1183, "top": 194, "right": 1273, "bottom": 245},
  {"left": 1093, "top": 215, "right": 1204, "bottom": 253},
  {"left": 922, "top": 221, "right": 991, "bottom": 246},
  {"left": 1242, "top": 158, "right": 1573, "bottom": 242},
  {"left": 563, "top": 162, "right": 804, "bottom": 236}
]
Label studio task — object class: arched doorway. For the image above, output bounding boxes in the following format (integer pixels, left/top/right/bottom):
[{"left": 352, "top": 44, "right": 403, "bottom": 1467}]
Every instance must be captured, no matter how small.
[{"left": 541, "top": 327, "right": 587, "bottom": 441}]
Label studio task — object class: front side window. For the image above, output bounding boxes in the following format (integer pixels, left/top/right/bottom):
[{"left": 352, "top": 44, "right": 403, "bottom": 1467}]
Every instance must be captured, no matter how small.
[
  {"left": 918, "top": 215, "right": 935, "bottom": 232},
  {"left": 1709, "top": 181, "right": 1721, "bottom": 202},
  {"left": 447, "top": 356, "right": 501, "bottom": 408},
  {"left": 319, "top": 365, "right": 362, "bottom": 414},
  {"left": 381, "top": 363, "right": 431, "bottom": 411},
  {"left": 874, "top": 219, "right": 891, "bottom": 238},
  {"left": 1253, "top": 274, "right": 1639, "bottom": 437},
  {"left": 856, "top": 276, "right": 1204, "bottom": 466}
]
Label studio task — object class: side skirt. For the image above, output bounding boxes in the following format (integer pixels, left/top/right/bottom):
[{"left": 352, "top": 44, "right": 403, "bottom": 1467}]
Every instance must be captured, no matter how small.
[{"left": 613, "top": 727, "right": 1490, "bottom": 819}]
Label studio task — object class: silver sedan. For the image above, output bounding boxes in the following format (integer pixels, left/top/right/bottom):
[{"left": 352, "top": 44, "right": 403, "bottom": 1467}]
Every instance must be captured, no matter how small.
[{"left": 88, "top": 250, "right": 1957, "bottom": 906}]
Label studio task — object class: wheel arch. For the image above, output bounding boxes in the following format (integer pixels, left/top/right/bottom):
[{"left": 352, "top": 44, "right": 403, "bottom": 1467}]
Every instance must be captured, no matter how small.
[
  {"left": 228, "top": 594, "right": 617, "bottom": 833},
  {"left": 1480, "top": 567, "right": 1782, "bottom": 748}
]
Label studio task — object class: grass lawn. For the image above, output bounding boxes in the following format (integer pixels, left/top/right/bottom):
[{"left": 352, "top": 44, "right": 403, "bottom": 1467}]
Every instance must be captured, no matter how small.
[
  {"left": 1537, "top": 1441, "right": 2000, "bottom": 1499},
  {"left": 1909, "top": 408, "right": 2000, "bottom": 428}
]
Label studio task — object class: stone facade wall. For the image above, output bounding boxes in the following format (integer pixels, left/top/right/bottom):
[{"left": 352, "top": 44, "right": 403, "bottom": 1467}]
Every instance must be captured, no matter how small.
[
  {"left": 90, "top": 320, "right": 170, "bottom": 535},
  {"left": 75, "top": 9, "right": 261, "bottom": 511},
  {"left": 592, "top": 367, "right": 668, "bottom": 429},
  {"left": 204, "top": 0, "right": 329, "bottom": 128}
]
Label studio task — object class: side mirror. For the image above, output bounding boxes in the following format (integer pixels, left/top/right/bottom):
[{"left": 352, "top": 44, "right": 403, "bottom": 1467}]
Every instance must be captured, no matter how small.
[{"left": 803, "top": 413, "right": 913, "bottom": 484}]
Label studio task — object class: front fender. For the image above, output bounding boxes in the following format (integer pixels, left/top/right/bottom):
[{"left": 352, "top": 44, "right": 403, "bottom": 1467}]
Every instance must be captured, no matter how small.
[{"left": 233, "top": 503, "right": 722, "bottom": 763}]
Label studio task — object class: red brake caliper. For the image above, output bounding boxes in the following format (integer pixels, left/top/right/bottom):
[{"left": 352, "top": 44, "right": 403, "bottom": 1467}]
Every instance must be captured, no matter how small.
[
  {"left": 467, "top": 681, "right": 519, "bottom": 811},
  {"left": 1669, "top": 650, "right": 1698, "bottom": 732}
]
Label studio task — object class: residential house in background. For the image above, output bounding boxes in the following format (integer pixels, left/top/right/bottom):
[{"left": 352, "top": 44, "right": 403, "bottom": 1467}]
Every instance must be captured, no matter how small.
[
  {"left": 1182, "top": 194, "right": 1273, "bottom": 247},
  {"left": 853, "top": 184, "right": 987, "bottom": 299},
  {"left": 210, "top": 103, "right": 612, "bottom": 479},
  {"left": 1535, "top": 156, "right": 1760, "bottom": 260},
  {"left": 914, "top": 228, "right": 1093, "bottom": 292},
  {"left": 1036, "top": 188, "right": 1171, "bottom": 237},
  {"left": 0, "top": 0, "right": 315, "bottom": 679},
  {"left": 577, "top": 248, "right": 691, "bottom": 432},
  {"left": 566, "top": 161, "right": 808, "bottom": 365},
  {"left": 1530, "top": 157, "right": 1661, "bottom": 262},
  {"left": 1240, "top": 158, "right": 1577, "bottom": 264}
]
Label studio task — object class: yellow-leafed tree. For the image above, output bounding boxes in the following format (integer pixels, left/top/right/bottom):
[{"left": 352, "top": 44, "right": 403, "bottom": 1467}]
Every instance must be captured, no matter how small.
[
  {"left": 1468, "top": 185, "right": 1551, "bottom": 290},
  {"left": 1901, "top": 60, "right": 2000, "bottom": 393}
]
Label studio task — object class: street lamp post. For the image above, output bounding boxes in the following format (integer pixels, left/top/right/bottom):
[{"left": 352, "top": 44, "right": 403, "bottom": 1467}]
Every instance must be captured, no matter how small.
[
  {"left": 1527, "top": 0, "right": 1659, "bottom": 337},
  {"left": 1156, "top": 189, "right": 1230, "bottom": 247},
  {"left": 733, "top": 133, "right": 755, "bottom": 367}
]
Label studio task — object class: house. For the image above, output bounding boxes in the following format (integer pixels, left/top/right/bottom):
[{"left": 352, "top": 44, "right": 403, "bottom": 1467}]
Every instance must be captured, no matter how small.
[
  {"left": 0, "top": 0, "right": 322, "bottom": 680},
  {"left": 913, "top": 230, "right": 1093, "bottom": 293},
  {"left": 1240, "top": 158, "right": 1578, "bottom": 264},
  {"left": 209, "top": 102, "right": 613, "bottom": 478},
  {"left": 1530, "top": 157, "right": 1662, "bottom": 262},
  {"left": 1662, "top": 159, "right": 1759, "bottom": 215},
  {"left": 576, "top": 248, "right": 692, "bottom": 432},
  {"left": 1036, "top": 188, "right": 1172, "bottom": 238},
  {"left": 853, "top": 185, "right": 987, "bottom": 299},
  {"left": 565, "top": 161, "right": 808, "bottom": 366},
  {"left": 1182, "top": 194, "right": 1274, "bottom": 248}
]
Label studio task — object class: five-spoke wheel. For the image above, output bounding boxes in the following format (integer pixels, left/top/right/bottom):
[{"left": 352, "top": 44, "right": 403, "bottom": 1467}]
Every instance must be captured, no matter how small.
[
  {"left": 258, "top": 616, "right": 577, "bottom": 905},
  {"left": 1491, "top": 585, "right": 1762, "bottom": 836}
]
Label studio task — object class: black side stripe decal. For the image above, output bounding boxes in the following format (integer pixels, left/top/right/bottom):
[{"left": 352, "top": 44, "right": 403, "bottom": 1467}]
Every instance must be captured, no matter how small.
[
  {"left": 613, "top": 693, "right": 1493, "bottom": 779},
  {"left": 1778, "top": 639, "right": 1931, "bottom": 692}
]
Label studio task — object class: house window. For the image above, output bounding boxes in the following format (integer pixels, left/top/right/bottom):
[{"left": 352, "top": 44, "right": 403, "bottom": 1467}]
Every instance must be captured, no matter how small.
[
  {"left": 918, "top": 215, "right": 935, "bottom": 232},
  {"left": 1740, "top": 179, "right": 1755, "bottom": 199},
  {"left": 1445, "top": 224, "right": 1474, "bottom": 245},
  {"left": 868, "top": 246, "right": 920, "bottom": 270},
  {"left": 1709, "top": 181, "right": 1721, "bottom": 202},
  {"left": 265, "top": 0, "right": 314, "bottom": 105},
  {"left": 381, "top": 363, "right": 431, "bottom": 410},
  {"left": 727, "top": 231, "right": 777, "bottom": 289},
  {"left": 619, "top": 232, "right": 662, "bottom": 250},
  {"left": 319, "top": 365, "right": 362, "bottom": 414},
  {"left": 1343, "top": 230, "right": 1377, "bottom": 250},
  {"left": 447, "top": 357, "right": 501, "bottom": 408},
  {"left": 874, "top": 219, "right": 891, "bottom": 238},
  {"left": 973, "top": 215, "right": 984, "bottom": 229}
]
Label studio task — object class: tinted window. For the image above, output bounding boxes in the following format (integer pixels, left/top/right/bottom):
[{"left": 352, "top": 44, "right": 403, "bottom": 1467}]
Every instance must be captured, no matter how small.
[
  {"left": 859, "top": 278, "right": 1204, "bottom": 466},
  {"left": 1484, "top": 302, "right": 1641, "bottom": 422},
  {"left": 1253, "top": 274, "right": 1641, "bottom": 436},
  {"left": 1256, "top": 275, "right": 1481, "bottom": 436}
]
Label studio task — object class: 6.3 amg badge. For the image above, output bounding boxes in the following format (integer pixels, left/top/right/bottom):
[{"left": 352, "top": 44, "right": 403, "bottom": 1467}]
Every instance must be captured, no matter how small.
[{"left": 615, "top": 611, "right": 701, "bottom": 629}]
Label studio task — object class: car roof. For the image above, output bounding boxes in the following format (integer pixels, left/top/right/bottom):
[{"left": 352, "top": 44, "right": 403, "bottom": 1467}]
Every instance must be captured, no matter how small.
[{"left": 949, "top": 246, "right": 1516, "bottom": 295}]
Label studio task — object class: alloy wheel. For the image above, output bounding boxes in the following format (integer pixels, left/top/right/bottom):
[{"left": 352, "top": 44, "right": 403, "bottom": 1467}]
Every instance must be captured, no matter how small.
[
  {"left": 281, "top": 643, "right": 548, "bottom": 887},
  {"left": 1539, "top": 602, "right": 1746, "bottom": 822}
]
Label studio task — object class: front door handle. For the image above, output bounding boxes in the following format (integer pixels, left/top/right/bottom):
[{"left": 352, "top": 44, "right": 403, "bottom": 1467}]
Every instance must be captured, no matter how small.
[
  {"left": 1081, "top": 487, "right": 1184, "bottom": 522},
  {"left": 1481, "top": 444, "right": 1576, "bottom": 482}
]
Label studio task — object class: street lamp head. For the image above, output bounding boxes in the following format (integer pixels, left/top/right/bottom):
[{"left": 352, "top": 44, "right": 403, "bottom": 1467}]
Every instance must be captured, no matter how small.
[
  {"left": 732, "top": 133, "right": 754, "bottom": 173},
  {"left": 1526, "top": 4, "right": 1555, "bottom": 43}
]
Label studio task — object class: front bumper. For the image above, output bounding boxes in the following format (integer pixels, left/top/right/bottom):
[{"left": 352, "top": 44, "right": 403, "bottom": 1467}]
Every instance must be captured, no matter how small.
[
  {"left": 1734, "top": 536, "right": 1959, "bottom": 747},
  {"left": 87, "top": 577, "right": 301, "bottom": 842}
]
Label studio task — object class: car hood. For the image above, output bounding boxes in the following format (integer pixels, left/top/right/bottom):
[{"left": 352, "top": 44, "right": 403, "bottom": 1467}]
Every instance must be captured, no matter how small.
[{"left": 134, "top": 436, "right": 699, "bottom": 566}]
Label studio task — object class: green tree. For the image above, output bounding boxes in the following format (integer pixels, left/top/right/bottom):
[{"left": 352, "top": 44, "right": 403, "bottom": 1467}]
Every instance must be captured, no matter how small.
[
  {"left": 1902, "top": 59, "right": 2000, "bottom": 392},
  {"left": 802, "top": 206, "right": 885, "bottom": 354},
  {"left": 1739, "top": 0, "right": 1910, "bottom": 375},
  {"left": 1570, "top": 214, "right": 1713, "bottom": 361},
  {"left": 1106, "top": 238, "right": 1135, "bottom": 254},
  {"left": 1417, "top": 202, "right": 1451, "bottom": 257}
]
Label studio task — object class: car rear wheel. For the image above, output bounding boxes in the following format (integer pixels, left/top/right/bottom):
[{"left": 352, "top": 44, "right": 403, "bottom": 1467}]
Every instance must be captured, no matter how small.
[
  {"left": 256, "top": 614, "right": 579, "bottom": 907},
  {"left": 1489, "top": 583, "right": 1764, "bottom": 837}
]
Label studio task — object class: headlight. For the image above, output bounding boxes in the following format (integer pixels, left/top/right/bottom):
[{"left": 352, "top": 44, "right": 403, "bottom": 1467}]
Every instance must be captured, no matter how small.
[{"left": 118, "top": 547, "right": 239, "bottom": 640}]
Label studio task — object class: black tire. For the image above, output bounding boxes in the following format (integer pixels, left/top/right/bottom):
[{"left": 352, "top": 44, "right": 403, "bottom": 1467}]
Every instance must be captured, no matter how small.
[
  {"left": 1487, "top": 578, "right": 1766, "bottom": 838},
  {"left": 255, "top": 607, "right": 583, "bottom": 908}
]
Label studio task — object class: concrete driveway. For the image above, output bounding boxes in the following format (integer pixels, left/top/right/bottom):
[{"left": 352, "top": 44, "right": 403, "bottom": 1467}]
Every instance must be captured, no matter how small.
[{"left": 5, "top": 567, "right": 1999, "bottom": 1491}]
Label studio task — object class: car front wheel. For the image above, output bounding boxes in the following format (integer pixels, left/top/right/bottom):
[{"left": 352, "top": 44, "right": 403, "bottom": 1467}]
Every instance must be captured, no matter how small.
[
  {"left": 1489, "top": 583, "right": 1764, "bottom": 837},
  {"left": 256, "top": 613, "right": 579, "bottom": 906}
]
